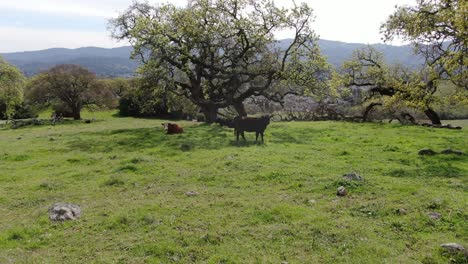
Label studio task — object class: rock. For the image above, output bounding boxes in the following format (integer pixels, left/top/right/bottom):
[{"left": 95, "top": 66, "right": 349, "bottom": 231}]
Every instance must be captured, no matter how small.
[
  {"left": 49, "top": 203, "right": 81, "bottom": 221},
  {"left": 440, "top": 148, "right": 464, "bottom": 155},
  {"left": 337, "top": 186, "right": 347, "bottom": 196},
  {"left": 343, "top": 172, "right": 363, "bottom": 181},
  {"left": 418, "top": 149, "right": 437, "bottom": 155},
  {"left": 440, "top": 243, "right": 465, "bottom": 252},
  {"left": 428, "top": 212, "right": 441, "bottom": 220},
  {"left": 185, "top": 191, "right": 198, "bottom": 197},
  {"left": 308, "top": 199, "right": 317, "bottom": 204},
  {"left": 395, "top": 208, "right": 407, "bottom": 215}
]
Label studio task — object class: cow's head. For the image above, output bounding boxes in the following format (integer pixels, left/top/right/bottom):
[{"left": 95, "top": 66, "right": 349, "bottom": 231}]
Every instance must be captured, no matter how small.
[
  {"left": 262, "top": 115, "right": 271, "bottom": 125},
  {"left": 162, "top": 123, "right": 171, "bottom": 133}
]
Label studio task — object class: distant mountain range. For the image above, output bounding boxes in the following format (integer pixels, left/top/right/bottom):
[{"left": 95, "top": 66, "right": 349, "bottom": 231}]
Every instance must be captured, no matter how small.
[
  {"left": 1, "top": 46, "right": 139, "bottom": 77},
  {"left": 0, "top": 39, "right": 424, "bottom": 77}
]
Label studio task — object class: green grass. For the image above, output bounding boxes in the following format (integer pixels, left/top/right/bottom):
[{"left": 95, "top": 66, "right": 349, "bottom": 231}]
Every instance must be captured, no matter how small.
[{"left": 1, "top": 111, "right": 467, "bottom": 263}]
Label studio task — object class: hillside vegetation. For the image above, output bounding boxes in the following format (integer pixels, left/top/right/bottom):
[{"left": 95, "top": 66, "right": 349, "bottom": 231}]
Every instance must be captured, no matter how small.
[{"left": 0, "top": 112, "right": 466, "bottom": 263}]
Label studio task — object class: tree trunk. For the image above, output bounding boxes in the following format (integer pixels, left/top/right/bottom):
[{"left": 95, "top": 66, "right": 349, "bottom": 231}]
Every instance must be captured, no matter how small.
[
  {"left": 362, "top": 103, "right": 382, "bottom": 122},
  {"left": 424, "top": 107, "right": 441, "bottom": 125},
  {"left": 233, "top": 101, "right": 247, "bottom": 117},
  {"left": 200, "top": 104, "right": 218, "bottom": 123},
  {"left": 401, "top": 112, "right": 418, "bottom": 125},
  {"left": 72, "top": 110, "right": 81, "bottom": 120},
  {"left": 71, "top": 105, "right": 81, "bottom": 120}
]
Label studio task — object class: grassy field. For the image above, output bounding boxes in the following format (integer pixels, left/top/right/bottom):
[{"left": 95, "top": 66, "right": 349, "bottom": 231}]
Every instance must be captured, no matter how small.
[{"left": 0, "top": 111, "right": 467, "bottom": 263}]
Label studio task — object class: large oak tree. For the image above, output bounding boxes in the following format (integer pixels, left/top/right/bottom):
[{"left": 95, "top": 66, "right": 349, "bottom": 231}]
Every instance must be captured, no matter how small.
[
  {"left": 381, "top": 0, "right": 467, "bottom": 89},
  {"left": 110, "top": 0, "right": 330, "bottom": 122},
  {"left": 340, "top": 46, "right": 444, "bottom": 124}
]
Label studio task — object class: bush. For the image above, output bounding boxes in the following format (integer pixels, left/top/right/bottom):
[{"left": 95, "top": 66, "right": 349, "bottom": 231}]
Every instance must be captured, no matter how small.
[
  {"left": 13, "top": 103, "right": 38, "bottom": 119},
  {"left": 0, "top": 102, "right": 38, "bottom": 119},
  {"left": 118, "top": 91, "right": 169, "bottom": 118},
  {"left": 117, "top": 78, "right": 198, "bottom": 119},
  {"left": 118, "top": 96, "right": 141, "bottom": 117}
]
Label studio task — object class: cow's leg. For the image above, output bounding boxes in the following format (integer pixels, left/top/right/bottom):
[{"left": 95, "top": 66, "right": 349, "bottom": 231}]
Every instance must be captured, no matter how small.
[
  {"left": 255, "top": 132, "right": 259, "bottom": 141},
  {"left": 241, "top": 131, "right": 246, "bottom": 141},
  {"left": 261, "top": 132, "right": 264, "bottom": 142},
  {"left": 236, "top": 131, "right": 240, "bottom": 142}
]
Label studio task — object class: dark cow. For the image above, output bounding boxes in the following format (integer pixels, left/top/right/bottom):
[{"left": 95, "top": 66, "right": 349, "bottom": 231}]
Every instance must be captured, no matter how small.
[
  {"left": 233, "top": 115, "right": 271, "bottom": 142},
  {"left": 162, "top": 123, "right": 184, "bottom": 134},
  {"left": 215, "top": 118, "right": 235, "bottom": 128}
]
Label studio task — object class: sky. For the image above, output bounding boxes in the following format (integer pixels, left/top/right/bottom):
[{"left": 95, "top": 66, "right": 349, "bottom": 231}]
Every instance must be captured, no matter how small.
[{"left": 0, "top": 0, "right": 416, "bottom": 53}]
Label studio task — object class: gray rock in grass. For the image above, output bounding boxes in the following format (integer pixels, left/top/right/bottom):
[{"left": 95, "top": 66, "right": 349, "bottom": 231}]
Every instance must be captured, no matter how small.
[
  {"left": 395, "top": 208, "right": 407, "bottom": 215},
  {"left": 337, "top": 186, "right": 347, "bottom": 196},
  {"left": 185, "top": 191, "right": 199, "bottom": 197},
  {"left": 418, "top": 149, "right": 437, "bottom": 155},
  {"left": 428, "top": 212, "right": 442, "bottom": 220},
  {"left": 440, "top": 149, "right": 464, "bottom": 155},
  {"left": 49, "top": 203, "right": 81, "bottom": 221},
  {"left": 440, "top": 243, "right": 465, "bottom": 252}
]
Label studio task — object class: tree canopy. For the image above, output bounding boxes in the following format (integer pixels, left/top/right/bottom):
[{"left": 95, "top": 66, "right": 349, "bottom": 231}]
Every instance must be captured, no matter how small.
[
  {"left": 381, "top": 0, "right": 467, "bottom": 89},
  {"left": 339, "top": 46, "right": 444, "bottom": 124},
  {"left": 25, "top": 64, "right": 115, "bottom": 120},
  {"left": 0, "top": 57, "right": 25, "bottom": 120},
  {"left": 110, "top": 0, "right": 330, "bottom": 122}
]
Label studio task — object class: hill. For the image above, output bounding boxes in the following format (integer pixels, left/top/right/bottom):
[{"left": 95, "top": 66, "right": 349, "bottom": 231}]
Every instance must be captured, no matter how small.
[
  {"left": 1, "top": 46, "right": 137, "bottom": 77},
  {"left": 316, "top": 40, "right": 423, "bottom": 68},
  {"left": 0, "top": 39, "right": 424, "bottom": 77}
]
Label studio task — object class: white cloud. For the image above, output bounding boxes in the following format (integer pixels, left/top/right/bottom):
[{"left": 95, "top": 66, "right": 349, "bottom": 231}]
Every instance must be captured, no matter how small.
[
  {"left": 274, "top": 0, "right": 415, "bottom": 44},
  {"left": 0, "top": 1, "right": 114, "bottom": 18},
  {"left": 0, "top": 0, "right": 415, "bottom": 52},
  {"left": 0, "top": 26, "right": 126, "bottom": 52},
  {"left": 0, "top": 0, "right": 188, "bottom": 18},
  {"left": 310, "top": 0, "right": 414, "bottom": 44}
]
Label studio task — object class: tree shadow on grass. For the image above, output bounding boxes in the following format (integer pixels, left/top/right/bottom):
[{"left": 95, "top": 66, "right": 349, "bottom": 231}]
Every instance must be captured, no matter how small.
[
  {"left": 66, "top": 122, "right": 324, "bottom": 154},
  {"left": 66, "top": 123, "right": 279, "bottom": 153},
  {"left": 386, "top": 156, "right": 466, "bottom": 178},
  {"left": 228, "top": 140, "right": 268, "bottom": 147},
  {"left": 68, "top": 125, "right": 218, "bottom": 153}
]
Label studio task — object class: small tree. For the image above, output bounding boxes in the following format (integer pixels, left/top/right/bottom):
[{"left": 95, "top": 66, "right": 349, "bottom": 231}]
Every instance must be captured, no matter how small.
[
  {"left": 26, "top": 64, "right": 112, "bottom": 120},
  {"left": 110, "top": 0, "right": 330, "bottom": 122},
  {"left": 0, "top": 57, "right": 25, "bottom": 121}
]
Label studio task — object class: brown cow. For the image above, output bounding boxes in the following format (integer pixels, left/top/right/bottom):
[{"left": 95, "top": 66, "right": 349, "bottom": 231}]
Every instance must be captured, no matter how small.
[{"left": 162, "top": 123, "right": 184, "bottom": 134}]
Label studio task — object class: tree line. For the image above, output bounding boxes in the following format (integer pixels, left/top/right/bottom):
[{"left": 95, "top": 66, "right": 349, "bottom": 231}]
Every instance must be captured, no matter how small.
[{"left": 1, "top": 0, "right": 466, "bottom": 124}]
